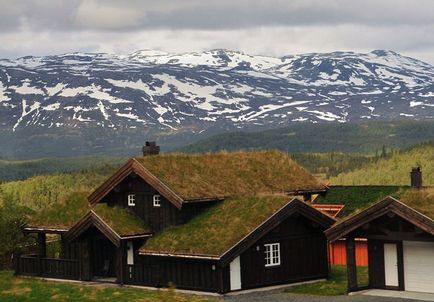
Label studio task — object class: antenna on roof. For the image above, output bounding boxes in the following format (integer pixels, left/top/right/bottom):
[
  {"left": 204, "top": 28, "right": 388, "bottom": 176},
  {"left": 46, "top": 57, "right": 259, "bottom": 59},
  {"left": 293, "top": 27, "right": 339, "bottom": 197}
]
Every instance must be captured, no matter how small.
[{"left": 142, "top": 141, "right": 160, "bottom": 156}]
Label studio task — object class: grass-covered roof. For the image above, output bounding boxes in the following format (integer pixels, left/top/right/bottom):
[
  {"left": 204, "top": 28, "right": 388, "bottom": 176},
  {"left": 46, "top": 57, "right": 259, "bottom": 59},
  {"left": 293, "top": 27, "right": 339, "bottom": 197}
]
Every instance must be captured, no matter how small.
[
  {"left": 317, "top": 186, "right": 433, "bottom": 221},
  {"left": 26, "top": 192, "right": 150, "bottom": 236},
  {"left": 135, "top": 150, "right": 324, "bottom": 200},
  {"left": 315, "top": 186, "right": 405, "bottom": 217},
  {"left": 391, "top": 188, "right": 434, "bottom": 220},
  {"left": 139, "top": 194, "right": 292, "bottom": 257},
  {"left": 92, "top": 204, "right": 151, "bottom": 236},
  {"left": 26, "top": 192, "right": 89, "bottom": 230}
]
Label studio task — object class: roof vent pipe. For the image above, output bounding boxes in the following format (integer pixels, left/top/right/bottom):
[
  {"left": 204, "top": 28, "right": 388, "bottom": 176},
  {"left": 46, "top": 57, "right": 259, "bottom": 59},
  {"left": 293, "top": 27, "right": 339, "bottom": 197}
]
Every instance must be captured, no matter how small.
[
  {"left": 142, "top": 141, "right": 160, "bottom": 156},
  {"left": 410, "top": 167, "right": 422, "bottom": 188}
]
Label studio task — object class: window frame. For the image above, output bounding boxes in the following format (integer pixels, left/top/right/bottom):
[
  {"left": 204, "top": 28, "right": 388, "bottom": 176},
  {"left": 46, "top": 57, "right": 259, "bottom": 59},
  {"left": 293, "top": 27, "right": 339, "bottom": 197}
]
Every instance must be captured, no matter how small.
[
  {"left": 127, "top": 194, "right": 136, "bottom": 207},
  {"left": 153, "top": 194, "right": 161, "bottom": 207},
  {"left": 264, "top": 242, "right": 281, "bottom": 267}
]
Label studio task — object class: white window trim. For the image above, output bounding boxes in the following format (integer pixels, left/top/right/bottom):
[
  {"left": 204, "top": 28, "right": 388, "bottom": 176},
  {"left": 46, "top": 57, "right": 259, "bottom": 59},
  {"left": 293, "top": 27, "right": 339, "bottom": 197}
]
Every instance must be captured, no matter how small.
[
  {"left": 153, "top": 194, "right": 161, "bottom": 207},
  {"left": 127, "top": 194, "right": 135, "bottom": 206},
  {"left": 264, "top": 243, "right": 281, "bottom": 267}
]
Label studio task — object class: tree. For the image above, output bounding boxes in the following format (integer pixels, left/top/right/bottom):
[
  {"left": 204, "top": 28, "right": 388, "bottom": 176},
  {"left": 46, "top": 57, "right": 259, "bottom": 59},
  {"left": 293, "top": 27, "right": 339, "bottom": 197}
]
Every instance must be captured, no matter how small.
[{"left": 0, "top": 190, "right": 34, "bottom": 269}]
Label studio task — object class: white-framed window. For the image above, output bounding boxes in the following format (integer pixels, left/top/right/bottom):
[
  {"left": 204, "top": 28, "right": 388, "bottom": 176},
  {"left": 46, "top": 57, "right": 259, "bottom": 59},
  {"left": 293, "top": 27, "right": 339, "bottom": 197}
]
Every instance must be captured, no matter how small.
[
  {"left": 153, "top": 194, "right": 161, "bottom": 207},
  {"left": 127, "top": 194, "right": 135, "bottom": 206},
  {"left": 264, "top": 243, "right": 280, "bottom": 267}
]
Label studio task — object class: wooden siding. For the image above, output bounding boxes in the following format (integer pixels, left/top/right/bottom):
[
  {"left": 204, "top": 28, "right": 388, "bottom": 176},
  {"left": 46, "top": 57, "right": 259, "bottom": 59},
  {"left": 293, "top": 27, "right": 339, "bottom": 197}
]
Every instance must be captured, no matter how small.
[
  {"left": 239, "top": 214, "right": 329, "bottom": 289},
  {"left": 15, "top": 256, "right": 79, "bottom": 280},
  {"left": 102, "top": 174, "right": 213, "bottom": 232},
  {"left": 329, "top": 240, "right": 368, "bottom": 266},
  {"left": 127, "top": 256, "right": 221, "bottom": 292},
  {"left": 342, "top": 213, "right": 434, "bottom": 292}
]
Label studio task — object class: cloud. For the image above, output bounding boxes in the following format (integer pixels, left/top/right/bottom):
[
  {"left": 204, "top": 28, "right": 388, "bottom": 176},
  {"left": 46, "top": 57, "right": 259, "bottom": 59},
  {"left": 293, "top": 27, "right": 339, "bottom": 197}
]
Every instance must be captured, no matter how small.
[
  {"left": 0, "top": 0, "right": 433, "bottom": 63},
  {"left": 75, "top": 0, "right": 146, "bottom": 30}
]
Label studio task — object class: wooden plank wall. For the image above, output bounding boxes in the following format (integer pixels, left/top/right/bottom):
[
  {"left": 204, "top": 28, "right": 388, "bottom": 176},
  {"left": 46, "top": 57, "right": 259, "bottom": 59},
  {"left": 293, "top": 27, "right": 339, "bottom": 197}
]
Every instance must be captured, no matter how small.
[
  {"left": 239, "top": 214, "right": 329, "bottom": 289},
  {"left": 15, "top": 256, "right": 79, "bottom": 280},
  {"left": 127, "top": 256, "right": 221, "bottom": 292},
  {"left": 102, "top": 174, "right": 214, "bottom": 232}
]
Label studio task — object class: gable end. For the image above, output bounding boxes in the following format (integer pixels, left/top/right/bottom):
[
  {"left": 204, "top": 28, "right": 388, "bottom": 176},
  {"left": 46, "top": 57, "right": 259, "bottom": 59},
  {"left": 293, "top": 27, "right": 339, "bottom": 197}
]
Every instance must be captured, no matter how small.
[{"left": 88, "top": 159, "right": 184, "bottom": 209}]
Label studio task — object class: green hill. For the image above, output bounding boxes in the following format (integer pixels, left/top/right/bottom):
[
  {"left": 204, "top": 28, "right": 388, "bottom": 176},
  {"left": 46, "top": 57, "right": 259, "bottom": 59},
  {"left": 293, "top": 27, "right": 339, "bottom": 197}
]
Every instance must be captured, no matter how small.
[
  {"left": 330, "top": 142, "right": 434, "bottom": 185},
  {"left": 0, "top": 156, "right": 125, "bottom": 182},
  {"left": 178, "top": 121, "right": 434, "bottom": 154},
  {"left": 0, "top": 166, "right": 116, "bottom": 210}
]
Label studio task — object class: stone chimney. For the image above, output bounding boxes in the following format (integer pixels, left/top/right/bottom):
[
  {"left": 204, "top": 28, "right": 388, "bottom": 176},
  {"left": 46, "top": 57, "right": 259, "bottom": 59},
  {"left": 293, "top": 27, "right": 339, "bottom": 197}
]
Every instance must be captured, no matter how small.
[
  {"left": 142, "top": 141, "right": 160, "bottom": 156},
  {"left": 410, "top": 167, "right": 422, "bottom": 188}
]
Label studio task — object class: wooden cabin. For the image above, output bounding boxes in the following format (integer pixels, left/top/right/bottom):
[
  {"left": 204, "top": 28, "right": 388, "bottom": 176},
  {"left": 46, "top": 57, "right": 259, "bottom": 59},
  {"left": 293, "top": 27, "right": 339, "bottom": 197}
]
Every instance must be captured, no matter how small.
[
  {"left": 15, "top": 149, "right": 334, "bottom": 293},
  {"left": 326, "top": 195, "right": 434, "bottom": 294}
]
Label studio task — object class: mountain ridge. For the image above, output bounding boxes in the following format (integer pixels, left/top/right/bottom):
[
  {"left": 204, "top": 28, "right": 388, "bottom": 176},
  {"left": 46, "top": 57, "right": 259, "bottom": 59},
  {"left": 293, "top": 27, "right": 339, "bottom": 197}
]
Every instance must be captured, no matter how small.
[{"left": 1, "top": 49, "right": 434, "bottom": 134}]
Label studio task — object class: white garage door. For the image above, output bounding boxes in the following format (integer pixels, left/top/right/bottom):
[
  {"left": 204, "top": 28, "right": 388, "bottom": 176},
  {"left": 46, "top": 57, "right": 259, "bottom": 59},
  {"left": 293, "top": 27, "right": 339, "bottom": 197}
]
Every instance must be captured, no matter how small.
[{"left": 403, "top": 241, "right": 434, "bottom": 293}]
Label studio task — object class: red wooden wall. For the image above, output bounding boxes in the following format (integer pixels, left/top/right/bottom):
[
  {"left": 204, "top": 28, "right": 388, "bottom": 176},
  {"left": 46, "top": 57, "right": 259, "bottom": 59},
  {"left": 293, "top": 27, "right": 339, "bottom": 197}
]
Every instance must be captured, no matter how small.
[{"left": 329, "top": 239, "right": 368, "bottom": 266}]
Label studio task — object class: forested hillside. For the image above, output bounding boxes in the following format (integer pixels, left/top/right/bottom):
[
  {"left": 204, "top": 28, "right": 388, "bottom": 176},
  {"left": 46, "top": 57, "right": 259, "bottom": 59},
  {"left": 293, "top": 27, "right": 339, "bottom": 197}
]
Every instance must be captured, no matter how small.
[
  {"left": 290, "top": 153, "right": 371, "bottom": 179},
  {"left": 0, "top": 167, "right": 116, "bottom": 210},
  {"left": 179, "top": 121, "right": 434, "bottom": 154},
  {"left": 330, "top": 142, "right": 434, "bottom": 185},
  {"left": 0, "top": 167, "right": 116, "bottom": 268},
  {"left": 0, "top": 156, "right": 125, "bottom": 181}
]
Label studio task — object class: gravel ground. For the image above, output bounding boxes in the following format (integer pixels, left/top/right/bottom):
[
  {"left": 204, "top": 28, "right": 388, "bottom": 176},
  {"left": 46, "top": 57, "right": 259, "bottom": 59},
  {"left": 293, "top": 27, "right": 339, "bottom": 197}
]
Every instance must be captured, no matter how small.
[{"left": 221, "top": 289, "right": 425, "bottom": 302}]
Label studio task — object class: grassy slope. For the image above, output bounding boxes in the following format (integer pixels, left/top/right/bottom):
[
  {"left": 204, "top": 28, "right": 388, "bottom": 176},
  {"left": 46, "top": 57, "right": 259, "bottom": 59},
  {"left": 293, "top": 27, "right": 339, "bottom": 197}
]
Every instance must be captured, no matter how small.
[
  {"left": 315, "top": 186, "right": 403, "bottom": 216},
  {"left": 0, "top": 156, "right": 125, "bottom": 182},
  {"left": 27, "top": 195, "right": 150, "bottom": 236},
  {"left": 142, "top": 195, "right": 290, "bottom": 256},
  {"left": 285, "top": 265, "right": 368, "bottom": 296},
  {"left": 179, "top": 121, "right": 434, "bottom": 154},
  {"left": 136, "top": 150, "right": 323, "bottom": 199},
  {"left": 290, "top": 152, "right": 370, "bottom": 179},
  {"left": 331, "top": 142, "right": 434, "bottom": 185},
  {"left": 0, "top": 167, "right": 115, "bottom": 210},
  {"left": 0, "top": 271, "right": 215, "bottom": 302}
]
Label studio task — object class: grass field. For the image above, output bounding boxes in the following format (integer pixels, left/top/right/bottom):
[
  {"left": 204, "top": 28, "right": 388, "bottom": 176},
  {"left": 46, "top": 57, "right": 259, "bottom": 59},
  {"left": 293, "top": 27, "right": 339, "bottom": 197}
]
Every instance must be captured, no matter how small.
[
  {"left": 285, "top": 265, "right": 368, "bottom": 296},
  {"left": 0, "top": 271, "right": 216, "bottom": 302}
]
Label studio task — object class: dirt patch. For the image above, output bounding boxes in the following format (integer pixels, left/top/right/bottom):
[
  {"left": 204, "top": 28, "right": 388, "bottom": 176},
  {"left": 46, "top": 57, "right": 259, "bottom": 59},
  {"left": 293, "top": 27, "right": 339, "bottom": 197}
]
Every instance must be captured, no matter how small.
[{"left": 2, "top": 287, "right": 32, "bottom": 296}]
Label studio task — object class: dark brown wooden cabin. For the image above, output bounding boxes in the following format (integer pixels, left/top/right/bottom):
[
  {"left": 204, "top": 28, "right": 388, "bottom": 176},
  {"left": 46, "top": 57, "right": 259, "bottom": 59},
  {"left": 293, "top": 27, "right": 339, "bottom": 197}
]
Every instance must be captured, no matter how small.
[
  {"left": 326, "top": 196, "right": 434, "bottom": 294},
  {"left": 16, "top": 150, "right": 334, "bottom": 293}
]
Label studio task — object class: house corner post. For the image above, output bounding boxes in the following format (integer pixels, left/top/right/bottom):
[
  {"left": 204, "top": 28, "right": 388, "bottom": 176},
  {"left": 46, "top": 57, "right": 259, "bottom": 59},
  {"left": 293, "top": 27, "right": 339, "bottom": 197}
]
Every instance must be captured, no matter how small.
[
  {"left": 38, "top": 233, "right": 47, "bottom": 258},
  {"left": 117, "top": 241, "right": 126, "bottom": 285},
  {"left": 346, "top": 236, "right": 358, "bottom": 293},
  {"left": 13, "top": 253, "right": 20, "bottom": 276}
]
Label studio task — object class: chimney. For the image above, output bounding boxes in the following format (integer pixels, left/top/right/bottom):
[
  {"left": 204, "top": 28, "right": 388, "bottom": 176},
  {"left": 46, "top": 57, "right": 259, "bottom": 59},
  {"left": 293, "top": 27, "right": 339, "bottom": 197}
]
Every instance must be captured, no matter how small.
[
  {"left": 410, "top": 167, "right": 422, "bottom": 188},
  {"left": 142, "top": 141, "right": 160, "bottom": 156}
]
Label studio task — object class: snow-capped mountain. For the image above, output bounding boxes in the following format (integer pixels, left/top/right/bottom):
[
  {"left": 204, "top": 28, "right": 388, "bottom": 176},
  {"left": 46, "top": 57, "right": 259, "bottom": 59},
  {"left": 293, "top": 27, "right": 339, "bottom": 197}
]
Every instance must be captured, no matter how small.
[{"left": 1, "top": 49, "right": 434, "bottom": 133}]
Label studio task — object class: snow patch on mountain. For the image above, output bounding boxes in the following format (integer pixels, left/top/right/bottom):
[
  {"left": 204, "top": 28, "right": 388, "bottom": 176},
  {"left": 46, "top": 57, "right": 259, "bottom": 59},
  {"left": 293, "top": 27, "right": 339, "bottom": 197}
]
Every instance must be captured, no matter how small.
[{"left": 0, "top": 49, "right": 434, "bottom": 132}]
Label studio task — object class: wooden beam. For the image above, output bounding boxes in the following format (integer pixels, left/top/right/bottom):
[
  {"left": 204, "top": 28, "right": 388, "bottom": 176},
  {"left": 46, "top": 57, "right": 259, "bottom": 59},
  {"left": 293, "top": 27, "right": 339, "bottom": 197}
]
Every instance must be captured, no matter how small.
[
  {"left": 346, "top": 236, "right": 358, "bottom": 292},
  {"left": 117, "top": 242, "right": 125, "bottom": 285},
  {"left": 397, "top": 241, "right": 405, "bottom": 290},
  {"left": 37, "top": 233, "right": 46, "bottom": 258},
  {"left": 326, "top": 196, "right": 434, "bottom": 242}
]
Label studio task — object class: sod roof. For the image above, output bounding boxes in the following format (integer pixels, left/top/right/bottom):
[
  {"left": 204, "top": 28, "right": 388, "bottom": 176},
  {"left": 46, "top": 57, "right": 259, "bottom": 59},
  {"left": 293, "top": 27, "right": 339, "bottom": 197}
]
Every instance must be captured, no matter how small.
[
  {"left": 326, "top": 188, "right": 434, "bottom": 241},
  {"left": 314, "top": 186, "right": 405, "bottom": 217},
  {"left": 26, "top": 192, "right": 89, "bottom": 230},
  {"left": 26, "top": 192, "right": 150, "bottom": 236},
  {"left": 139, "top": 194, "right": 295, "bottom": 257},
  {"left": 315, "top": 186, "right": 434, "bottom": 220},
  {"left": 92, "top": 204, "right": 151, "bottom": 237},
  {"left": 134, "top": 150, "right": 324, "bottom": 200},
  {"left": 390, "top": 188, "right": 434, "bottom": 220}
]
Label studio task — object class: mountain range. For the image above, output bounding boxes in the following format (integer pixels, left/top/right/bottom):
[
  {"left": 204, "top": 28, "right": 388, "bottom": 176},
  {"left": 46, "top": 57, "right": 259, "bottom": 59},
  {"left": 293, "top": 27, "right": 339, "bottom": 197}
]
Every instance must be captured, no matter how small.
[{"left": 1, "top": 49, "right": 434, "bottom": 158}]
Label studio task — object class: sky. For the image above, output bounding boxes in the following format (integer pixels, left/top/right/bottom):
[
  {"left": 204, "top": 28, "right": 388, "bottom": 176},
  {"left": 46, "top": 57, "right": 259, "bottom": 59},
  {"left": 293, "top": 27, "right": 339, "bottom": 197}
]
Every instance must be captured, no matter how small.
[{"left": 1, "top": 0, "right": 434, "bottom": 63}]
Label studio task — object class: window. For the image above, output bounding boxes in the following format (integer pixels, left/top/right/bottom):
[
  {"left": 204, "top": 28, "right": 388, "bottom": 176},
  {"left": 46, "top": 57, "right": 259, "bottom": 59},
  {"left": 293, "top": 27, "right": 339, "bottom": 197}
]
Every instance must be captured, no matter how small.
[
  {"left": 127, "top": 194, "right": 135, "bottom": 206},
  {"left": 153, "top": 194, "right": 161, "bottom": 207},
  {"left": 264, "top": 243, "right": 280, "bottom": 267}
]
